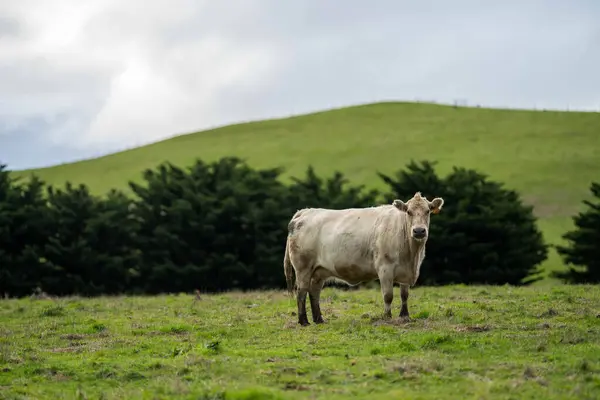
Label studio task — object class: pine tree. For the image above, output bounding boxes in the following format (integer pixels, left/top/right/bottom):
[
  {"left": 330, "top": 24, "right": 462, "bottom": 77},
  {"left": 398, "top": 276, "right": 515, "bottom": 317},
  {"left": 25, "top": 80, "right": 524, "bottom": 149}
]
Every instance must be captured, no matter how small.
[
  {"left": 129, "top": 157, "right": 293, "bottom": 293},
  {"left": 42, "top": 183, "right": 140, "bottom": 295},
  {"left": 0, "top": 166, "right": 52, "bottom": 297},
  {"left": 378, "top": 160, "right": 548, "bottom": 285},
  {"left": 43, "top": 182, "right": 97, "bottom": 294},
  {"left": 85, "top": 189, "right": 142, "bottom": 293},
  {"left": 554, "top": 182, "right": 600, "bottom": 283},
  {"left": 288, "top": 166, "right": 380, "bottom": 210}
]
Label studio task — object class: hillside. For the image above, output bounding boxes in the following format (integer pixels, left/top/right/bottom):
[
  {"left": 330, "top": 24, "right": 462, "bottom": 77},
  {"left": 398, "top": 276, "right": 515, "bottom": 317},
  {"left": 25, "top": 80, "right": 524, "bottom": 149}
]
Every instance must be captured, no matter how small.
[{"left": 11, "top": 102, "right": 600, "bottom": 279}]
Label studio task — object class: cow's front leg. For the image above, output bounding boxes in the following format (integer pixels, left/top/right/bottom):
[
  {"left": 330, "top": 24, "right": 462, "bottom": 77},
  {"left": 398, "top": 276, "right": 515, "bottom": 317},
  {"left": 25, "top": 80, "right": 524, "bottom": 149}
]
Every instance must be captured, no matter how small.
[
  {"left": 309, "top": 277, "right": 325, "bottom": 324},
  {"left": 379, "top": 270, "right": 394, "bottom": 319},
  {"left": 399, "top": 284, "right": 410, "bottom": 320}
]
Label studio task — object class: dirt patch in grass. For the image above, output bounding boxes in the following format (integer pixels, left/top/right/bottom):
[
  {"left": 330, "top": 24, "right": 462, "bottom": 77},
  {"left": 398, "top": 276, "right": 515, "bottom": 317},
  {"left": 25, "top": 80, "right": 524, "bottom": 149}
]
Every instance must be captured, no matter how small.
[
  {"left": 283, "top": 382, "right": 311, "bottom": 391},
  {"left": 283, "top": 321, "right": 299, "bottom": 329},
  {"left": 60, "top": 333, "right": 87, "bottom": 341},
  {"left": 389, "top": 359, "right": 444, "bottom": 379},
  {"left": 50, "top": 346, "right": 84, "bottom": 354},
  {"left": 539, "top": 308, "right": 559, "bottom": 318},
  {"left": 455, "top": 324, "right": 492, "bottom": 333}
]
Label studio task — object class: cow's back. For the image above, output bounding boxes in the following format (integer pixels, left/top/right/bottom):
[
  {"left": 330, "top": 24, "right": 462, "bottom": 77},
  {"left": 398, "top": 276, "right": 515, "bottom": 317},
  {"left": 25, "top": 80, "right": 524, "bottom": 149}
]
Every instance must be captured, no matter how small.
[{"left": 289, "top": 206, "right": 399, "bottom": 279}]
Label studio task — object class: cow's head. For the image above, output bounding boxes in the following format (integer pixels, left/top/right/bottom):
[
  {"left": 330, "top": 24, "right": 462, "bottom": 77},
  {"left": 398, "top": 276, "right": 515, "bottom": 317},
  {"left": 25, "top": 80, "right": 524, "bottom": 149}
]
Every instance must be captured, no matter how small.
[{"left": 393, "top": 192, "right": 444, "bottom": 241}]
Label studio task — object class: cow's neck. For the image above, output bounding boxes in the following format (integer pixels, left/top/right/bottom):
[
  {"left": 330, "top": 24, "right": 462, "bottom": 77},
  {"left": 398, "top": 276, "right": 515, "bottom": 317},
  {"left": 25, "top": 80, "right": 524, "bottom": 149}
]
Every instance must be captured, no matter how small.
[
  {"left": 405, "top": 237, "right": 426, "bottom": 278},
  {"left": 408, "top": 238, "right": 426, "bottom": 260}
]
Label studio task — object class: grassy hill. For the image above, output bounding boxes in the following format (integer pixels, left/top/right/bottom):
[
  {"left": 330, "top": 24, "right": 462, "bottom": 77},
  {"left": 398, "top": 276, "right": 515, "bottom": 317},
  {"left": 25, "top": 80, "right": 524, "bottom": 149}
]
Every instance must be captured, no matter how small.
[
  {"left": 1, "top": 286, "right": 599, "bottom": 399},
  {"left": 11, "top": 102, "right": 600, "bottom": 280}
]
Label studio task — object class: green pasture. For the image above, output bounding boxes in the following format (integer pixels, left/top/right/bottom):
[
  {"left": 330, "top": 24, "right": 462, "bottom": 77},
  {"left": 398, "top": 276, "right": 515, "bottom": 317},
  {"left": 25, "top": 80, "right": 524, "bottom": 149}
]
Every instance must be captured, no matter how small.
[{"left": 1, "top": 285, "right": 599, "bottom": 399}]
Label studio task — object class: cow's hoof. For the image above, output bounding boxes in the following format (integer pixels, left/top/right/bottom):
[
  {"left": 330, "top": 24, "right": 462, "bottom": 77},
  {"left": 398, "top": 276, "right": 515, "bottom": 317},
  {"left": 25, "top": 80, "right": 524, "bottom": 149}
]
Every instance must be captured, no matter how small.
[
  {"left": 298, "top": 316, "right": 310, "bottom": 327},
  {"left": 383, "top": 312, "right": 392, "bottom": 320},
  {"left": 298, "top": 313, "right": 310, "bottom": 326},
  {"left": 399, "top": 315, "right": 411, "bottom": 323},
  {"left": 314, "top": 317, "right": 326, "bottom": 324}
]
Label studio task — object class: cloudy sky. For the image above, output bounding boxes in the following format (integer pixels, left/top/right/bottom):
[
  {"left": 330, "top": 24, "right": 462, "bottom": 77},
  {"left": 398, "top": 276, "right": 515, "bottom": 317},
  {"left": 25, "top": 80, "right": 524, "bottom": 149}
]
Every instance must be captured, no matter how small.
[{"left": 1, "top": 0, "right": 599, "bottom": 170}]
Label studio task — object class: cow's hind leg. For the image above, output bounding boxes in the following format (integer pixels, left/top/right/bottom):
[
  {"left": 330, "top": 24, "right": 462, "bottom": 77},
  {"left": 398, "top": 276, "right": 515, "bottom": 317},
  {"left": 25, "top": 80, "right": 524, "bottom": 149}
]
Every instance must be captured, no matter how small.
[
  {"left": 399, "top": 284, "right": 410, "bottom": 320},
  {"left": 297, "top": 289, "right": 309, "bottom": 326},
  {"left": 294, "top": 268, "right": 313, "bottom": 326},
  {"left": 309, "top": 276, "right": 325, "bottom": 324}
]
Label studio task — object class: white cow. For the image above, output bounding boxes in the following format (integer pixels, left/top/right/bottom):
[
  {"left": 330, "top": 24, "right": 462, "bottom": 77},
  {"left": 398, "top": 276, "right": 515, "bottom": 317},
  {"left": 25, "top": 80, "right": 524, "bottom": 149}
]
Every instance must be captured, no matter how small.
[{"left": 283, "top": 192, "right": 444, "bottom": 326}]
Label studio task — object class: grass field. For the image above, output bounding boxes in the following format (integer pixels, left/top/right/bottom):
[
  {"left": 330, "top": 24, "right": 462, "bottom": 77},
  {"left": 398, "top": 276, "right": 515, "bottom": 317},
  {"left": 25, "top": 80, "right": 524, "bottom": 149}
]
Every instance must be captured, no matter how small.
[
  {"left": 10, "top": 102, "right": 600, "bottom": 279},
  {"left": 1, "top": 285, "right": 599, "bottom": 399}
]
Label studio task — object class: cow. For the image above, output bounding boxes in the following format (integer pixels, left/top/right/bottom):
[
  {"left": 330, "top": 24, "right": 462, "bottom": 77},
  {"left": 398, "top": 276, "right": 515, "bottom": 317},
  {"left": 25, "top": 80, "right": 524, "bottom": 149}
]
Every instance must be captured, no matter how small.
[{"left": 283, "top": 192, "right": 444, "bottom": 326}]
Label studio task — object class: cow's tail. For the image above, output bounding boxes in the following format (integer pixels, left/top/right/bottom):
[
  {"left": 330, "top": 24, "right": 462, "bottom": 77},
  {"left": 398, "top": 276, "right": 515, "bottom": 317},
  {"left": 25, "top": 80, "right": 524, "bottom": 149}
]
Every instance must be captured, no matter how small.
[{"left": 283, "top": 236, "right": 296, "bottom": 296}]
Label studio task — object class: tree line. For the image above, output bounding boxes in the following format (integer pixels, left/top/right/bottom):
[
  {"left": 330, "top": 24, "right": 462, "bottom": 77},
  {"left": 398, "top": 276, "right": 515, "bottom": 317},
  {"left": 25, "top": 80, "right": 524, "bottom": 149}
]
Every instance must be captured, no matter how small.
[{"left": 1, "top": 158, "right": 598, "bottom": 297}]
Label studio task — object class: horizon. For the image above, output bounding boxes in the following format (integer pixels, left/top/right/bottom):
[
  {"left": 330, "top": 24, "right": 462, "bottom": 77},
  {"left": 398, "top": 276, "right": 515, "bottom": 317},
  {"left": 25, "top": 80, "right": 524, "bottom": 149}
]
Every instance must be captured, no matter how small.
[{"left": 7, "top": 99, "right": 599, "bottom": 172}]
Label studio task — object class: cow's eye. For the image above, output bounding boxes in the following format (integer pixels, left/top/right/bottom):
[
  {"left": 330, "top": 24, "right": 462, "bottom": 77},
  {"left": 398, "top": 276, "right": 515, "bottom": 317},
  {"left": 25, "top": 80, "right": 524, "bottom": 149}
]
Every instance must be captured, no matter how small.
[{"left": 407, "top": 210, "right": 413, "bottom": 216}]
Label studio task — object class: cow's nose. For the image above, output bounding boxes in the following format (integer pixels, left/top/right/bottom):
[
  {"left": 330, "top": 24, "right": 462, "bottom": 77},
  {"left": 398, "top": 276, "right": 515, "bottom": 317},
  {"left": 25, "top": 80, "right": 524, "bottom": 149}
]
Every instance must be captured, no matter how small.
[{"left": 413, "top": 227, "right": 427, "bottom": 238}]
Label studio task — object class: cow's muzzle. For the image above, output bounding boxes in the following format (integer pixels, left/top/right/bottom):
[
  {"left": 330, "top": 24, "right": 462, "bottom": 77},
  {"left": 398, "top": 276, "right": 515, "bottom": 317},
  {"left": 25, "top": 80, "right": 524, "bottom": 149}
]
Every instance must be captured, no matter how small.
[{"left": 412, "top": 227, "right": 427, "bottom": 240}]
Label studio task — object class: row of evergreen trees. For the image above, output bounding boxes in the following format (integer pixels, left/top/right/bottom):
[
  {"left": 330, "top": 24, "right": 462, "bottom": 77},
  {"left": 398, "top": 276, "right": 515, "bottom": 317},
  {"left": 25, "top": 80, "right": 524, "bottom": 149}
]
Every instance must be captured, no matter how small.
[{"left": 1, "top": 158, "right": 597, "bottom": 297}]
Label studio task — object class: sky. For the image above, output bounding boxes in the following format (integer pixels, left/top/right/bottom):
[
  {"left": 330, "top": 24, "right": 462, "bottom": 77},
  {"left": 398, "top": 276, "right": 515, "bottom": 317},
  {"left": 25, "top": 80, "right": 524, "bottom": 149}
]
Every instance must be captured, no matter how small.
[{"left": 1, "top": 0, "right": 599, "bottom": 170}]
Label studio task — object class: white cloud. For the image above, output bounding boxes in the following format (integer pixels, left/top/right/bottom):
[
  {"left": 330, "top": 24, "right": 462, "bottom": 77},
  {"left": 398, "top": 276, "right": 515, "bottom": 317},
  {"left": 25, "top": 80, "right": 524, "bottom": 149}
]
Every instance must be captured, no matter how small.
[
  {"left": 84, "top": 38, "right": 276, "bottom": 147},
  {"left": 0, "top": 0, "right": 280, "bottom": 149},
  {"left": 1, "top": 0, "right": 599, "bottom": 168}
]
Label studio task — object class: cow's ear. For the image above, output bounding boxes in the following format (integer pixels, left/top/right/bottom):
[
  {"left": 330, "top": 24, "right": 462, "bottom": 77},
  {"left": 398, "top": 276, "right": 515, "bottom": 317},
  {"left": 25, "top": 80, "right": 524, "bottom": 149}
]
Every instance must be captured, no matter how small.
[
  {"left": 392, "top": 199, "right": 408, "bottom": 212},
  {"left": 429, "top": 197, "right": 444, "bottom": 214}
]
